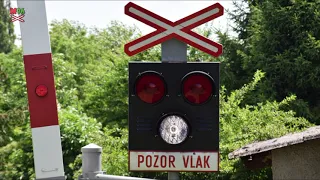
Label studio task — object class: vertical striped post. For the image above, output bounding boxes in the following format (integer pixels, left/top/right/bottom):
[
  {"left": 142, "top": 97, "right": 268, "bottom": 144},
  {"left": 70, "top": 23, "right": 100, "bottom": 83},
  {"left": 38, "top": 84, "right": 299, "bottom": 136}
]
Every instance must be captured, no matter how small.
[{"left": 17, "top": 0, "right": 65, "bottom": 179}]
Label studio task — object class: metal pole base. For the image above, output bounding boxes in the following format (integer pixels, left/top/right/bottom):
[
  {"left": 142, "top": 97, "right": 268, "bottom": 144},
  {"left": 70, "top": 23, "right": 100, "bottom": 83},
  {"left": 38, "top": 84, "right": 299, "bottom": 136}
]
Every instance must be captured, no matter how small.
[{"left": 168, "top": 172, "right": 179, "bottom": 180}]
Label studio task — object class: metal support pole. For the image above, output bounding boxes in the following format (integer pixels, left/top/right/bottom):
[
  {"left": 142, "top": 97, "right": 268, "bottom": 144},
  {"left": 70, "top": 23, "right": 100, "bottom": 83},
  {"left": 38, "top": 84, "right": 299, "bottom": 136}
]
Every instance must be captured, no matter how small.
[
  {"left": 161, "top": 38, "right": 186, "bottom": 180},
  {"left": 161, "top": 38, "right": 187, "bottom": 63}
]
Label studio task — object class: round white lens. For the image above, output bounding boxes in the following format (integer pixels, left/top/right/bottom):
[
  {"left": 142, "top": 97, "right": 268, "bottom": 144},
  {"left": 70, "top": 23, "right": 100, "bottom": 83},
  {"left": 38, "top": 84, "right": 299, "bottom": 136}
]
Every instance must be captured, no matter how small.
[{"left": 159, "top": 115, "right": 189, "bottom": 144}]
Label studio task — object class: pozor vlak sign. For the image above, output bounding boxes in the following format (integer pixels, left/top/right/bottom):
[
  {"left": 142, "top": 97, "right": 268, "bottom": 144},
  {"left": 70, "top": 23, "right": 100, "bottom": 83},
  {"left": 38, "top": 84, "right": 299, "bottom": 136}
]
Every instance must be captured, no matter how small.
[{"left": 130, "top": 152, "right": 218, "bottom": 171}]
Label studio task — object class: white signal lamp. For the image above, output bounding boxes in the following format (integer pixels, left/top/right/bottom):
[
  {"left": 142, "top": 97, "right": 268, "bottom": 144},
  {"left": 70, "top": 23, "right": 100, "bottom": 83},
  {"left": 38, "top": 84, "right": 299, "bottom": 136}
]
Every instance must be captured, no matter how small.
[{"left": 159, "top": 115, "right": 189, "bottom": 145}]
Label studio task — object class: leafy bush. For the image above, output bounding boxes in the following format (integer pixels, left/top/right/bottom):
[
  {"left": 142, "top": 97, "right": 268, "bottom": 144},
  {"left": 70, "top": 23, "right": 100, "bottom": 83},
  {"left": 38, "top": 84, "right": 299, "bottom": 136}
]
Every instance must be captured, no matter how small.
[{"left": 0, "top": 107, "right": 103, "bottom": 180}]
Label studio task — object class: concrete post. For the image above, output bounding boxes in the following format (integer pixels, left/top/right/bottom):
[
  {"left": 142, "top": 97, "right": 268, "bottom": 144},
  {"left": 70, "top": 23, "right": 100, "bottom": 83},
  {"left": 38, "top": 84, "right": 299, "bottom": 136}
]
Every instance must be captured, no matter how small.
[{"left": 80, "top": 144, "right": 103, "bottom": 179}]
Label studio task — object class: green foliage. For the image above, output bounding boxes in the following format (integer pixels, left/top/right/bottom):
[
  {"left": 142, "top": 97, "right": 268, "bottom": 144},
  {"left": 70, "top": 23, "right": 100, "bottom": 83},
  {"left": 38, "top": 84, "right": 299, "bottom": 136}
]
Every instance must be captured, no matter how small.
[
  {"left": 0, "top": 48, "right": 28, "bottom": 146},
  {"left": 0, "top": 0, "right": 15, "bottom": 53},
  {"left": 49, "top": 20, "right": 160, "bottom": 126},
  {"left": 180, "top": 70, "right": 311, "bottom": 180},
  {"left": 52, "top": 53, "right": 80, "bottom": 109},
  {"left": 226, "top": 0, "right": 320, "bottom": 123},
  {"left": 216, "top": 32, "right": 250, "bottom": 94},
  {"left": 187, "top": 23, "right": 223, "bottom": 62},
  {"left": 59, "top": 107, "right": 103, "bottom": 179},
  {"left": 81, "top": 50, "right": 130, "bottom": 127},
  {"left": 219, "top": 71, "right": 311, "bottom": 177}
]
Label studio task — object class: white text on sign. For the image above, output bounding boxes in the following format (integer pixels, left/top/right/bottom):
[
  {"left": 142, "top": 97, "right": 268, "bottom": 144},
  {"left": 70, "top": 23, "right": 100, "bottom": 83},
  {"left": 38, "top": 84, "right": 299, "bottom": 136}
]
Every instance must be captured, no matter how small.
[{"left": 129, "top": 151, "right": 219, "bottom": 172}]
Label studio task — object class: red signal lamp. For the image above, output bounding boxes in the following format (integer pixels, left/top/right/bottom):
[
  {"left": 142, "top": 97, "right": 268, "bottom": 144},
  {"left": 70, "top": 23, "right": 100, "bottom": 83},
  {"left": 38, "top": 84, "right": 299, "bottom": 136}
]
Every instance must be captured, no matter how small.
[
  {"left": 35, "top": 84, "right": 48, "bottom": 97},
  {"left": 135, "top": 71, "right": 166, "bottom": 104},
  {"left": 182, "top": 71, "right": 215, "bottom": 105}
]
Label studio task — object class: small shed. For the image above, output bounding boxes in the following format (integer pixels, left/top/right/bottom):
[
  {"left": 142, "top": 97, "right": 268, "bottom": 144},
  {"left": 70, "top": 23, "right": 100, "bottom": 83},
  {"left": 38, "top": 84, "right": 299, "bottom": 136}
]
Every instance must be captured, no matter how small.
[{"left": 228, "top": 126, "right": 320, "bottom": 180}]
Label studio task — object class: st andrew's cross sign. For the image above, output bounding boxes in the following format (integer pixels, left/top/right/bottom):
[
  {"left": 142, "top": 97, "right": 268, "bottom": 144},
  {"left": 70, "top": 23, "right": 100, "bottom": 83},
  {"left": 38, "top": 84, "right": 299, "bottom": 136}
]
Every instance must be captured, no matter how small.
[{"left": 124, "top": 2, "right": 224, "bottom": 57}]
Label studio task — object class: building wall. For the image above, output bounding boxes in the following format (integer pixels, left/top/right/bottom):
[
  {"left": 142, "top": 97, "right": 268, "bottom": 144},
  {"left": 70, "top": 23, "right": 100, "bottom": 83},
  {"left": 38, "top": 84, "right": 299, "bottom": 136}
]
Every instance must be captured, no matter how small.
[{"left": 272, "top": 139, "right": 320, "bottom": 180}]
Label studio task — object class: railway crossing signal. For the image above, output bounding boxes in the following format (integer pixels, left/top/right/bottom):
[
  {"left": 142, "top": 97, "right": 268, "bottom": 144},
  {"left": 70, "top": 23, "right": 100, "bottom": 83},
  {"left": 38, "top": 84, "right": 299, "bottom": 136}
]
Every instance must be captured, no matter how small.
[{"left": 125, "top": 2, "right": 224, "bottom": 173}]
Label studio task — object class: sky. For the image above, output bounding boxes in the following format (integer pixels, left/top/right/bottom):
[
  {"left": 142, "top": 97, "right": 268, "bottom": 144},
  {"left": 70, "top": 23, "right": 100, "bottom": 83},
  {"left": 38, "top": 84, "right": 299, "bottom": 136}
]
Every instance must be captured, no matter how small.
[{"left": 10, "top": 1, "right": 236, "bottom": 46}]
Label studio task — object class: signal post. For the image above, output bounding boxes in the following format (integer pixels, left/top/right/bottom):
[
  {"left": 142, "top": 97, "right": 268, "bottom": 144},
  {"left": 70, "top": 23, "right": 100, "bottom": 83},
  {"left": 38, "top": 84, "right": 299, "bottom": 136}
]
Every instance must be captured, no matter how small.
[{"left": 125, "top": 2, "right": 224, "bottom": 180}]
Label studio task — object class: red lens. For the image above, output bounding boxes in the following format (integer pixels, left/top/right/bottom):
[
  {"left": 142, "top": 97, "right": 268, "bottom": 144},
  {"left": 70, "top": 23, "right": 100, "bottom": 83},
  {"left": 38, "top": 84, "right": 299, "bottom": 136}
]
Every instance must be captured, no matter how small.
[
  {"left": 135, "top": 72, "right": 166, "bottom": 104},
  {"left": 182, "top": 72, "right": 214, "bottom": 104},
  {"left": 35, "top": 85, "right": 48, "bottom": 97}
]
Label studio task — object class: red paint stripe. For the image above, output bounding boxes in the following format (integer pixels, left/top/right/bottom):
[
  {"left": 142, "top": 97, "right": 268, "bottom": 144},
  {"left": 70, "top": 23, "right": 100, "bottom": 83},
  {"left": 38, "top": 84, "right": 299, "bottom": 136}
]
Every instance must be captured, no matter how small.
[
  {"left": 175, "top": 3, "right": 224, "bottom": 29},
  {"left": 125, "top": 2, "right": 174, "bottom": 28},
  {"left": 23, "top": 53, "right": 59, "bottom": 128}
]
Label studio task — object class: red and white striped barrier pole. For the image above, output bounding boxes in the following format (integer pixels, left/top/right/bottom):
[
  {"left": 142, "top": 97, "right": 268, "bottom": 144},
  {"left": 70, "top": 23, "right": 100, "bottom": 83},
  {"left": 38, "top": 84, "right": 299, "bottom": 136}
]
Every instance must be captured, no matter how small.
[{"left": 17, "top": 0, "right": 65, "bottom": 179}]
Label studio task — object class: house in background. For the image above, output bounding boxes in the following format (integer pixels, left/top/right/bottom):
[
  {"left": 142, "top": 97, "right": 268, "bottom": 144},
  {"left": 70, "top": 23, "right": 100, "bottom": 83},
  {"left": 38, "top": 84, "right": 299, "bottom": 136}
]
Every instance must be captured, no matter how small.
[{"left": 228, "top": 126, "right": 320, "bottom": 180}]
